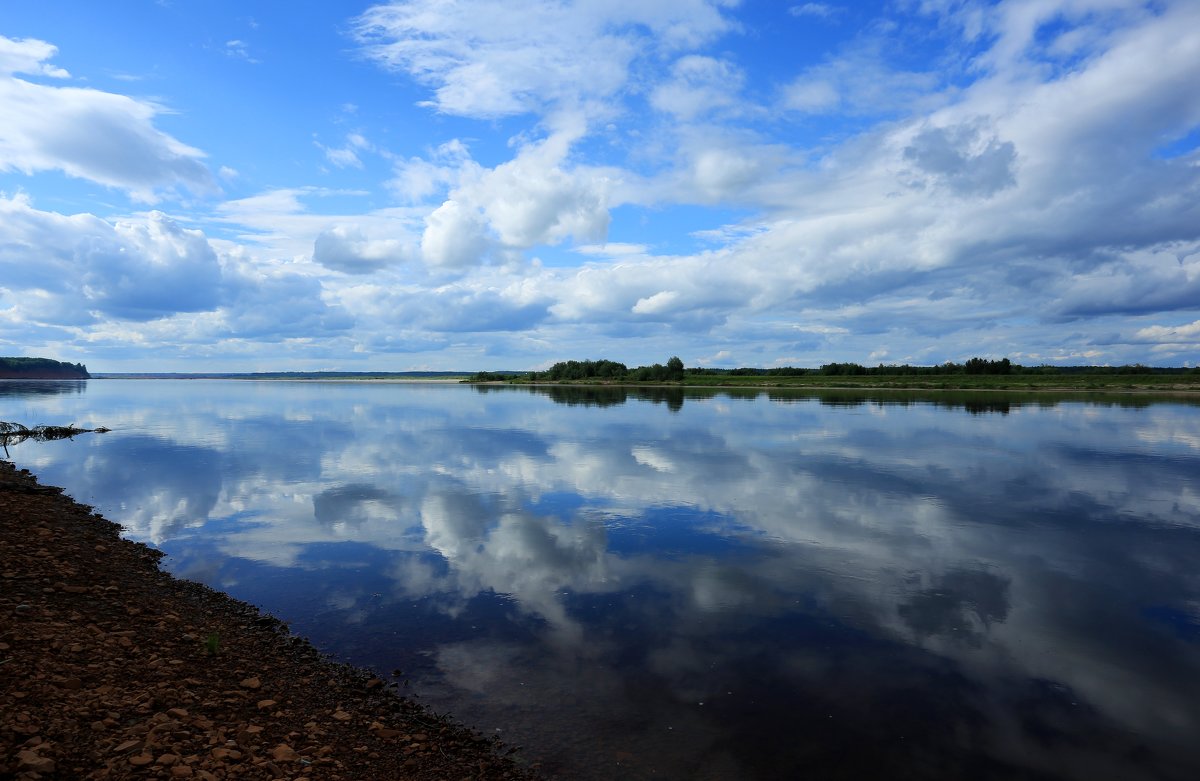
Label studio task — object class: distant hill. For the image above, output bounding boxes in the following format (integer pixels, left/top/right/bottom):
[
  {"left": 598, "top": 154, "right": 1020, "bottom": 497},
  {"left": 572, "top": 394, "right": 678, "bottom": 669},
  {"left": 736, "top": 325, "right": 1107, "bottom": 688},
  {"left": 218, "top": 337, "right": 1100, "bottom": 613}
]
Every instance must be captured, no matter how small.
[{"left": 0, "top": 357, "right": 90, "bottom": 380}]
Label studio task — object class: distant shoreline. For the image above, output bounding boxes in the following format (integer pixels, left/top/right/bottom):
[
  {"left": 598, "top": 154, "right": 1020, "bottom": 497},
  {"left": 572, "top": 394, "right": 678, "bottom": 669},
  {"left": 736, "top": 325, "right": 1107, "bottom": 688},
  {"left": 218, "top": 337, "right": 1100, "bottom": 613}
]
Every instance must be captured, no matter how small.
[
  {"left": 7, "top": 374, "right": 1199, "bottom": 395},
  {"left": 89, "top": 373, "right": 470, "bottom": 382},
  {"left": 483, "top": 377, "right": 1200, "bottom": 396}
]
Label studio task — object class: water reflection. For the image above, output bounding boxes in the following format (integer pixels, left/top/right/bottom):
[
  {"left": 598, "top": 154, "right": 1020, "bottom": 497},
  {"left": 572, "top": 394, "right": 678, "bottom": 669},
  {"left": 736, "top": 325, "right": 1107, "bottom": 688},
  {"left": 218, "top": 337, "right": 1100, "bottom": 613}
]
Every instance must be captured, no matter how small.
[
  {"left": 0, "top": 379, "right": 87, "bottom": 397},
  {"left": 7, "top": 381, "right": 1200, "bottom": 780},
  {"left": 474, "top": 382, "right": 1193, "bottom": 415}
]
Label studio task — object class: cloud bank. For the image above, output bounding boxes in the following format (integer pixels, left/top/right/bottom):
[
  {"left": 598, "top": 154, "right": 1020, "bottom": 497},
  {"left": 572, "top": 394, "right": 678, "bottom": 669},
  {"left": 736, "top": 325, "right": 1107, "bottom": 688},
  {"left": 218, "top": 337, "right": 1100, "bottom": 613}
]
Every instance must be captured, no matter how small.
[{"left": 2, "top": 2, "right": 1199, "bottom": 369}]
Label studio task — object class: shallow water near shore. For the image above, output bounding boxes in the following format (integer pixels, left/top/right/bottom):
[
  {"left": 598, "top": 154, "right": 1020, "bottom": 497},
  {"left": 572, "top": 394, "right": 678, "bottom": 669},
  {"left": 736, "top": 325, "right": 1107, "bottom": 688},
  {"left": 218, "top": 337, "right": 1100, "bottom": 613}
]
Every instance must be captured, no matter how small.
[{"left": 5, "top": 379, "right": 1200, "bottom": 780}]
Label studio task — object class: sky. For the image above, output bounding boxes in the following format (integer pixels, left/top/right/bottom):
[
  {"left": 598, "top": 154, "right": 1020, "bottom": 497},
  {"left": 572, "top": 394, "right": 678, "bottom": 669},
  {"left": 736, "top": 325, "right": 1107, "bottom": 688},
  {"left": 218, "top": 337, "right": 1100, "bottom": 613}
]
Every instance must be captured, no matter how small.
[{"left": 1, "top": 0, "right": 1198, "bottom": 372}]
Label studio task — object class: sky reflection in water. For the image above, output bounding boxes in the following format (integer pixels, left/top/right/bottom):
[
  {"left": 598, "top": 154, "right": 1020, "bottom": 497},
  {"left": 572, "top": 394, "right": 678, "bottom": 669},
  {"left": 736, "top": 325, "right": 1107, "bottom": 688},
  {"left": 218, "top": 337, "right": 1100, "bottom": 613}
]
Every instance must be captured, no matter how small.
[{"left": 6, "top": 380, "right": 1200, "bottom": 780}]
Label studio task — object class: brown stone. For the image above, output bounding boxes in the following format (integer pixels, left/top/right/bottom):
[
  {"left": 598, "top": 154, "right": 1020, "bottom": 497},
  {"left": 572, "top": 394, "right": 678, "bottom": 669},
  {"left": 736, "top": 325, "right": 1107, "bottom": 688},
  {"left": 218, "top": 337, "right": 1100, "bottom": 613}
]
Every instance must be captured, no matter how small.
[
  {"left": 239, "top": 676, "right": 262, "bottom": 690},
  {"left": 271, "top": 743, "right": 299, "bottom": 762},
  {"left": 16, "top": 749, "right": 55, "bottom": 773}
]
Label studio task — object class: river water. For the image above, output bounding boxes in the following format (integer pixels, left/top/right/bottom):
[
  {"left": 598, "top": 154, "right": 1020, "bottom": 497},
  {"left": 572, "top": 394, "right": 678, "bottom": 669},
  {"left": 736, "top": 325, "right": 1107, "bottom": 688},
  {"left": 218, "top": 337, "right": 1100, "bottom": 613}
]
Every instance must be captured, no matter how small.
[{"left": 4, "top": 379, "right": 1200, "bottom": 780}]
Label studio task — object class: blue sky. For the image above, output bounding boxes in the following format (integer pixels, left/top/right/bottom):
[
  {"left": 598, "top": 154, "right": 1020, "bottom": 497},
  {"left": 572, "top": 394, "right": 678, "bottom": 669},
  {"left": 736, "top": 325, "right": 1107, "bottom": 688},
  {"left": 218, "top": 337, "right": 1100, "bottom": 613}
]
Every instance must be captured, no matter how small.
[{"left": 2, "top": 0, "right": 1199, "bottom": 371}]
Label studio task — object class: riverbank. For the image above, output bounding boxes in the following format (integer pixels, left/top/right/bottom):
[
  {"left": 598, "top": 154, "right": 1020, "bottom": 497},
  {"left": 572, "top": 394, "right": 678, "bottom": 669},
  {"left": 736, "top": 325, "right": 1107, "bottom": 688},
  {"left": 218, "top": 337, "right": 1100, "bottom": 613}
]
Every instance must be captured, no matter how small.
[{"left": 0, "top": 460, "right": 538, "bottom": 780}]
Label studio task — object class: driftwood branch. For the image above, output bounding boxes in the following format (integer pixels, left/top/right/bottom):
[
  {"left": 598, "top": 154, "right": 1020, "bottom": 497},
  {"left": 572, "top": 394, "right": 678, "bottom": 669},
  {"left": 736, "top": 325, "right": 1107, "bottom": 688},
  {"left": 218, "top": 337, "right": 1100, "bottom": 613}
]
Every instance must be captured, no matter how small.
[{"left": 0, "top": 421, "right": 110, "bottom": 457}]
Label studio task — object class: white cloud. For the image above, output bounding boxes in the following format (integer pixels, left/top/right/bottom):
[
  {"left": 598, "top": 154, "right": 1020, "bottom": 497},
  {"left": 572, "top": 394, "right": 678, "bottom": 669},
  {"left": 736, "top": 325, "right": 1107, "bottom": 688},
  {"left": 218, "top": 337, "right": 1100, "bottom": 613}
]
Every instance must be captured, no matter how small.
[
  {"left": 220, "top": 269, "right": 354, "bottom": 339},
  {"left": 352, "top": 0, "right": 737, "bottom": 118},
  {"left": 214, "top": 187, "right": 424, "bottom": 266},
  {"left": 650, "top": 55, "right": 745, "bottom": 120},
  {"left": 317, "top": 132, "right": 373, "bottom": 169},
  {"left": 313, "top": 224, "right": 408, "bottom": 274},
  {"left": 421, "top": 198, "right": 491, "bottom": 268},
  {"left": 0, "top": 194, "right": 224, "bottom": 322},
  {"left": 789, "top": 3, "right": 839, "bottom": 20},
  {"left": 781, "top": 46, "right": 939, "bottom": 118},
  {"left": 781, "top": 78, "right": 838, "bottom": 112},
  {"left": 388, "top": 138, "right": 473, "bottom": 203},
  {"left": 0, "top": 36, "right": 70, "bottom": 78},
  {"left": 632, "top": 290, "right": 681, "bottom": 315},
  {"left": 1133, "top": 319, "right": 1200, "bottom": 345},
  {"left": 83, "top": 212, "right": 225, "bottom": 320},
  {"left": 223, "top": 39, "right": 259, "bottom": 64},
  {"left": 0, "top": 194, "right": 359, "bottom": 357},
  {"left": 574, "top": 243, "right": 649, "bottom": 257},
  {"left": 0, "top": 35, "right": 213, "bottom": 202},
  {"left": 410, "top": 128, "right": 616, "bottom": 267}
]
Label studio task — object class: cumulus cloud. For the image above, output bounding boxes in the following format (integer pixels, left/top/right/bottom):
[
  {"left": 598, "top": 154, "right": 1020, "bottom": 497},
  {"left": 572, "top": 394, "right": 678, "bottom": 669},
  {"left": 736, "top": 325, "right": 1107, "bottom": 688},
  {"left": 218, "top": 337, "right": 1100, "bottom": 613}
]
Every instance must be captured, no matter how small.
[
  {"left": 420, "top": 198, "right": 491, "bottom": 268},
  {"left": 220, "top": 269, "right": 355, "bottom": 339},
  {"left": 0, "top": 194, "right": 358, "bottom": 361},
  {"left": 0, "top": 194, "right": 225, "bottom": 322},
  {"left": 410, "top": 129, "right": 616, "bottom": 267},
  {"left": 0, "top": 36, "right": 70, "bottom": 78},
  {"left": 215, "top": 187, "right": 424, "bottom": 267},
  {"left": 82, "top": 212, "right": 225, "bottom": 320},
  {"left": 313, "top": 224, "right": 407, "bottom": 274},
  {"left": 338, "top": 272, "right": 552, "bottom": 335},
  {"left": 0, "top": 35, "right": 213, "bottom": 202},
  {"left": 1134, "top": 320, "right": 1200, "bottom": 344}
]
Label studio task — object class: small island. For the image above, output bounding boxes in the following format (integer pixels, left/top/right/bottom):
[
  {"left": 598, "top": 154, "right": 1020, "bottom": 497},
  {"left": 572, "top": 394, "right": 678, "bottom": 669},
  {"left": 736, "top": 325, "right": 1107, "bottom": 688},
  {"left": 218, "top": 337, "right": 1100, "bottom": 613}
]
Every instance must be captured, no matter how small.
[{"left": 0, "top": 357, "right": 90, "bottom": 380}]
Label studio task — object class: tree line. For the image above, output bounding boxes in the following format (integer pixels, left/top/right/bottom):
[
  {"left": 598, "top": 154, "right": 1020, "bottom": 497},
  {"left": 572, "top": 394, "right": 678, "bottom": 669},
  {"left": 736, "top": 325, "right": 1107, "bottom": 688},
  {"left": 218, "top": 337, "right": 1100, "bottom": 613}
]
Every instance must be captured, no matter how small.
[
  {"left": 0, "top": 357, "right": 90, "bottom": 379},
  {"left": 471, "top": 356, "right": 1198, "bottom": 383},
  {"left": 473, "top": 356, "right": 687, "bottom": 383}
]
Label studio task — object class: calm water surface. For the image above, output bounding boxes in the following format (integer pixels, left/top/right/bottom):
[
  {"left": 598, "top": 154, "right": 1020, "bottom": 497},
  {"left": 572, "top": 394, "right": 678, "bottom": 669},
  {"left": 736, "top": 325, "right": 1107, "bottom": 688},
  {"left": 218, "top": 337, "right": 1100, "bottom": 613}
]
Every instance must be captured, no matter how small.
[{"left": 4, "top": 379, "right": 1200, "bottom": 780}]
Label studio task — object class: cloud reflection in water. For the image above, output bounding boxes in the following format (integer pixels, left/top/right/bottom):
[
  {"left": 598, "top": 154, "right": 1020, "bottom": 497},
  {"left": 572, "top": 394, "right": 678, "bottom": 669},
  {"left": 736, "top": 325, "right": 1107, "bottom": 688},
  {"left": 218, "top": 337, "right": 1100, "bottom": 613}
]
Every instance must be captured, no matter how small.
[{"left": 9, "top": 381, "right": 1200, "bottom": 780}]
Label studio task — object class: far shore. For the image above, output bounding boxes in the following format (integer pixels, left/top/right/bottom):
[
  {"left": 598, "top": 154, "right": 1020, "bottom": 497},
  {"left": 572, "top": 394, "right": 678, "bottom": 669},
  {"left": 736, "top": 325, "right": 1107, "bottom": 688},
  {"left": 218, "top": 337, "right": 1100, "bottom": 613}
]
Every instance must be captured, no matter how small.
[
  {"left": 90, "top": 376, "right": 469, "bottom": 383},
  {"left": 471, "top": 378, "right": 1200, "bottom": 396},
  {"left": 7, "top": 372, "right": 1200, "bottom": 395}
]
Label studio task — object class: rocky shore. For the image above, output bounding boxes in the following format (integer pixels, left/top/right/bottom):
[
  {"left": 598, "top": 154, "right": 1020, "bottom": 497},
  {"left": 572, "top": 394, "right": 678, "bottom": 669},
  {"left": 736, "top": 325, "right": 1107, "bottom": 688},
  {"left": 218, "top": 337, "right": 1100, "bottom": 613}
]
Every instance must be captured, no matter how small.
[{"left": 0, "top": 460, "right": 539, "bottom": 780}]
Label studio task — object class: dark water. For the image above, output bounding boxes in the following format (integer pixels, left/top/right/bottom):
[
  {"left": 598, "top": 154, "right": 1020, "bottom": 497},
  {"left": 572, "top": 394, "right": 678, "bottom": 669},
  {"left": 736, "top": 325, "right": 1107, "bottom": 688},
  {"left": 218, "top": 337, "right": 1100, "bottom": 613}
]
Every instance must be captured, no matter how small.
[{"left": 4, "top": 379, "right": 1200, "bottom": 780}]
